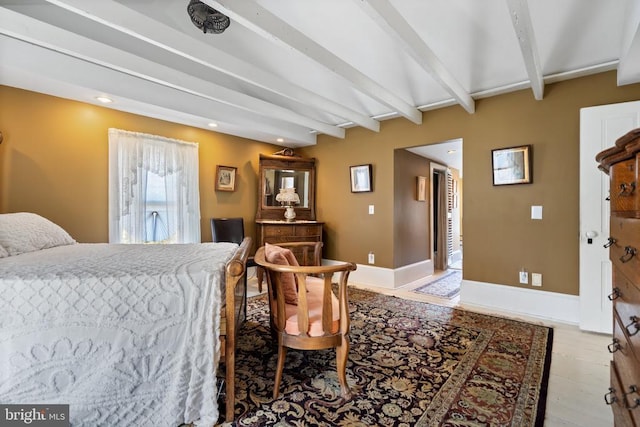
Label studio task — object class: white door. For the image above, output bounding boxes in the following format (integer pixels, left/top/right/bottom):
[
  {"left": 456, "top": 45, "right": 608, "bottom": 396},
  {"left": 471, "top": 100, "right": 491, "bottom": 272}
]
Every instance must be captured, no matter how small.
[{"left": 580, "top": 100, "right": 640, "bottom": 333}]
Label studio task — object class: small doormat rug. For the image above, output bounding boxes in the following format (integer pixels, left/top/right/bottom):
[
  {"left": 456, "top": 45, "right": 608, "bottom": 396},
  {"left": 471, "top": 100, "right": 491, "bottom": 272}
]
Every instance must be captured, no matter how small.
[
  {"left": 414, "top": 269, "right": 462, "bottom": 298},
  {"left": 220, "top": 287, "right": 553, "bottom": 426}
]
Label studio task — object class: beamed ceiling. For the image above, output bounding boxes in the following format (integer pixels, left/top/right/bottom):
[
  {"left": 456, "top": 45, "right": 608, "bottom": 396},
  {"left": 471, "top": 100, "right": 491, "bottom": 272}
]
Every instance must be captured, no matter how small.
[{"left": 1, "top": 0, "right": 639, "bottom": 148}]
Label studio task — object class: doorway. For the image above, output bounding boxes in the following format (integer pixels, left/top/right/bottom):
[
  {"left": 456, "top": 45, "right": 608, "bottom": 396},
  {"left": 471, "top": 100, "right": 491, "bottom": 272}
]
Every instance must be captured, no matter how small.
[
  {"left": 407, "top": 138, "right": 463, "bottom": 275},
  {"left": 431, "top": 165, "right": 449, "bottom": 271}
]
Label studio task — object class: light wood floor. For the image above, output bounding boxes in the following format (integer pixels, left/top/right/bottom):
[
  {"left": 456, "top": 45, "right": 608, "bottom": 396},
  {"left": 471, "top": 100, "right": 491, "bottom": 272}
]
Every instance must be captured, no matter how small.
[{"left": 246, "top": 269, "right": 614, "bottom": 426}]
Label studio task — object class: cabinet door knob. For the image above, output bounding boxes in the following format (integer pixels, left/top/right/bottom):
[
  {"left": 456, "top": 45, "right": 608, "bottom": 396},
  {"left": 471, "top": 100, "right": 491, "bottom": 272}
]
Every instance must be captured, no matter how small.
[
  {"left": 605, "top": 387, "right": 618, "bottom": 405},
  {"left": 625, "top": 316, "right": 640, "bottom": 336},
  {"left": 620, "top": 246, "right": 637, "bottom": 263},
  {"left": 608, "top": 338, "right": 621, "bottom": 353}
]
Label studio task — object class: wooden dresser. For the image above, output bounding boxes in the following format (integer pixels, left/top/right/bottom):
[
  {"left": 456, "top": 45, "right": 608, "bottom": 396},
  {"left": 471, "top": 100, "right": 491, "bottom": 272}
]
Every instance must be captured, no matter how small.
[
  {"left": 255, "top": 220, "right": 323, "bottom": 248},
  {"left": 255, "top": 220, "right": 324, "bottom": 288},
  {"left": 254, "top": 151, "right": 323, "bottom": 287},
  {"left": 597, "top": 128, "right": 640, "bottom": 426}
]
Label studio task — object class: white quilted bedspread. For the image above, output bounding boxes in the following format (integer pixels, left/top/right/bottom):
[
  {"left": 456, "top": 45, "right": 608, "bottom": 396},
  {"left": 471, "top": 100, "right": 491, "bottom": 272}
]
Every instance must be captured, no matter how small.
[{"left": 0, "top": 242, "right": 238, "bottom": 427}]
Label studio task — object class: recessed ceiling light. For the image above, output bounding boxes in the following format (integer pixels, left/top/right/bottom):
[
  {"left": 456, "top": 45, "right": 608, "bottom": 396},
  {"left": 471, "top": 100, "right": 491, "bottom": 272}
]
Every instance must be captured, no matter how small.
[
  {"left": 208, "top": 122, "right": 218, "bottom": 128},
  {"left": 95, "top": 96, "right": 113, "bottom": 104},
  {"left": 277, "top": 138, "right": 284, "bottom": 143}
]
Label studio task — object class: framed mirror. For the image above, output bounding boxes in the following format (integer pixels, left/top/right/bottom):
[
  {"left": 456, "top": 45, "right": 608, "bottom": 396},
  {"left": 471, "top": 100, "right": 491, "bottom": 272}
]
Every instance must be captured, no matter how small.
[{"left": 257, "top": 152, "right": 316, "bottom": 221}]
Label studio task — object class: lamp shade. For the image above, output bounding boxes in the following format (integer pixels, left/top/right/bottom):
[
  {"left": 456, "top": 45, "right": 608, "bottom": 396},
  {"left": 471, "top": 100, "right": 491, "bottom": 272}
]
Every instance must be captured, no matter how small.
[{"left": 275, "top": 188, "right": 300, "bottom": 205}]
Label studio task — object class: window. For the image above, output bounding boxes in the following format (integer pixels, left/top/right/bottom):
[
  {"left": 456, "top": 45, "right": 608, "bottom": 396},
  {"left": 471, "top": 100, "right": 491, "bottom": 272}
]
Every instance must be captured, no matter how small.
[
  {"left": 108, "top": 129, "right": 201, "bottom": 243},
  {"left": 144, "top": 171, "right": 171, "bottom": 242}
]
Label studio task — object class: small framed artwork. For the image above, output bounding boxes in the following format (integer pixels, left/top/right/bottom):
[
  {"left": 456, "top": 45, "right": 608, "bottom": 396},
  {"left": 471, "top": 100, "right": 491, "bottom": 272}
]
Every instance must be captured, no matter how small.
[
  {"left": 491, "top": 145, "right": 532, "bottom": 186},
  {"left": 416, "top": 176, "right": 427, "bottom": 201},
  {"left": 215, "top": 165, "right": 237, "bottom": 192},
  {"left": 350, "top": 164, "right": 373, "bottom": 193}
]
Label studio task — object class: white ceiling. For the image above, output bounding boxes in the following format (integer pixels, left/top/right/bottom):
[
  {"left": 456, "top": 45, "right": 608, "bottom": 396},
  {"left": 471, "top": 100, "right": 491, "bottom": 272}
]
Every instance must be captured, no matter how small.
[
  {"left": 407, "top": 138, "right": 462, "bottom": 174},
  {"left": 1, "top": 0, "right": 639, "bottom": 153}
]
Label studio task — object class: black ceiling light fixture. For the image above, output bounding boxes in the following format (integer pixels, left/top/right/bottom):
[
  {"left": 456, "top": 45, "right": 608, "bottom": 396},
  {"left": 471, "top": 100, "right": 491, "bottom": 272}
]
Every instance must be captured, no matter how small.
[{"left": 187, "top": 0, "right": 230, "bottom": 34}]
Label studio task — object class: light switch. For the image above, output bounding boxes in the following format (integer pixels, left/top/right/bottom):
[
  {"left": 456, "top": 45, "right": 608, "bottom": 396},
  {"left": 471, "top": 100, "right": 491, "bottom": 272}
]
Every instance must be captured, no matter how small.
[
  {"left": 368, "top": 205, "right": 374, "bottom": 215},
  {"left": 531, "top": 205, "right": 543, "bottom": 220}
]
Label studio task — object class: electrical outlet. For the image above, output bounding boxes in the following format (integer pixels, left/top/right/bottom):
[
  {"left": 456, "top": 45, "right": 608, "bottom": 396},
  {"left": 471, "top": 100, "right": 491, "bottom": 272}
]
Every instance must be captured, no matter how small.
[
  {"left": 519, "top": 271, "right": 528, "bottom": 284},
  {"left": 368, "top": 252, "right": 375, "bottom": 264},
  {"left": 532, "top": 273, "right": 542, "bottom": 287}
]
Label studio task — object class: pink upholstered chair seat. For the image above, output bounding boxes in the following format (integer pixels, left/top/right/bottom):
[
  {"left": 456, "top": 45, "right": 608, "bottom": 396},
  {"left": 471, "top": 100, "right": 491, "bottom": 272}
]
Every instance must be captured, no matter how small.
[{"left": 281, "top": 277, "right": 339, "bottom": 336}]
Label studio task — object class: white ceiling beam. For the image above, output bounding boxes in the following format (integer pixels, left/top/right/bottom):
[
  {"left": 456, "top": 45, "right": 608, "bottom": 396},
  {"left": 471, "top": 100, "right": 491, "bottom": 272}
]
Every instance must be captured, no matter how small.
[
  {"left": 0, "top": 35, "right": 316, "bottom": 145},
  {"left": 0, "top": 7, "right": 345, "bottom": 139},
  {"left": 1, "top": 63, "right": 312, "bottom": 146},
  {"left": 506, "top": 0, "right": 544, "bottom": 100},
  {"left": 617, "top": 0, "right": 640, "bottom": 86},
  {"left": 204, "top": 0, "right": 423, "bottom": 125},
  {"left": 39, "top": 0, "right": 378, "bottom": 133},
  {"left": 417, "top": 60, "right": 619, "bottom": 113},
  {"left": 356, "top": 0, "right": 475, "bottom": 114}
]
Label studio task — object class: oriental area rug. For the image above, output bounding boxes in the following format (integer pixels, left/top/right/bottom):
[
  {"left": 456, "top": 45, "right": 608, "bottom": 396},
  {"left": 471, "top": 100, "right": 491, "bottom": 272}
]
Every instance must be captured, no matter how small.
[
  {"left": 218, "top": 287, "right": 553, "bottom": 426},
  {"left": 413, "top": 270, "right": 462, "bottom": 299}
]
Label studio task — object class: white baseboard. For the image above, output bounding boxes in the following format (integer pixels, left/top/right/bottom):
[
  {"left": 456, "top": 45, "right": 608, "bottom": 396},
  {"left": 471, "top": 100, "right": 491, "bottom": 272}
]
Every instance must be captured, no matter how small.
[
  {"left": 324, "top": 260, "right": 579, "bottom": 324},
  {"left": 460, "top": 279, "right": 580, "bottom": 325},
  {"left": 393, "top": 259, "right": 434, "bottom": 288},
  {"left": 323, "top": 259, "right": 434, "bottom": 289}
]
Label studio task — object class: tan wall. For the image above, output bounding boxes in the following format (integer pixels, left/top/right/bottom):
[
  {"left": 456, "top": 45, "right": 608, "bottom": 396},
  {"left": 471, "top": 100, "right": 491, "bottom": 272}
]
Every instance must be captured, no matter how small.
[
  {"left": 0, "top": 86, "right": 280, "bottom": 246},
  {"left": 4, "top": 72, "right": 640, "bottom": 296},
  {"left": 300, "top": 71, "right": 640, "bottom": 295},
  {"left": 393, "top": 149, "right": 430, "bottom": 267}
]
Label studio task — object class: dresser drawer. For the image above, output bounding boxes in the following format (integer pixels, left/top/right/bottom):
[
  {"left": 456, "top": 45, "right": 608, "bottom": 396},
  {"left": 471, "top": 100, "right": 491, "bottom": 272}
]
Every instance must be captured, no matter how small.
[
  {"left": 613, "top": 311, "right": 640, "bottom": 387},
  {"left": 273, "top": 235, "right": 308, "bottom": 244},
  {"left": 294, "top": 225, "right": 322, "bottom": 237},
  {"left": 613, "top": 267, "right": 640, "bottom": 351},
  {"left": 612, "top": 311, "right": 639, "bottom": 367},
  {"left": 610, "top": 217, "right": 640, "bottom": 285},
  {"left": 256, "top": 221, "right": 324, "bottom": 248},
  {"left": 609, "top": 361, "right": 637, "bottom": 427},
  {"left": 612, "top": 316, "right": 640, "bottom": 427},
  {"left": 611, "top": 156, "right": 640, "bottom": 217},
  {"left": 263, "top": 225, "right": 295, "bottom": 238}
]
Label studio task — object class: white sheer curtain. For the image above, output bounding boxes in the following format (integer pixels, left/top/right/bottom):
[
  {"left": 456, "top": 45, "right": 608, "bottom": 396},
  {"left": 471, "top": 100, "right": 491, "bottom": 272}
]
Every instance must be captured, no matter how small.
[{"left": 108, "top": 128, "right": 201, "bottom": 243}]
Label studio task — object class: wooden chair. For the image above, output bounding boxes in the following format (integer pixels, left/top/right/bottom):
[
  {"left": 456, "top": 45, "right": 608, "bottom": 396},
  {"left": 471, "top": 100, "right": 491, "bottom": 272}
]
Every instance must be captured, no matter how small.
[{"left": 254, "top": 242, "right": 357, "bottom": 399}]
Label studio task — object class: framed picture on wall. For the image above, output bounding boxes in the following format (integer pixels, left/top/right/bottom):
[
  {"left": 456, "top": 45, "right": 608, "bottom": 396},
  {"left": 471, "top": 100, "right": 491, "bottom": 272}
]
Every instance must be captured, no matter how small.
[
  {"left": 350, "top": 164, "right": 373, "bottom": 193},
  {"left": 416, "top": 176, "right": 427, "bottom": 201},
  {"left": 491, "top": 145, "right": 532, "bottom": 185},
  {"left": 215, "top": 165, "right": 237, "bottom": 191}
]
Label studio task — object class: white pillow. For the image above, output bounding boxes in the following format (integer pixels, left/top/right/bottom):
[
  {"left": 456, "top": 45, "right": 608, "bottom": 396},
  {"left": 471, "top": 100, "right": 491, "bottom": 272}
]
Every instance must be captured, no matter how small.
[{"left": 0, "top": 212, "right": 76, "bottom": 256}]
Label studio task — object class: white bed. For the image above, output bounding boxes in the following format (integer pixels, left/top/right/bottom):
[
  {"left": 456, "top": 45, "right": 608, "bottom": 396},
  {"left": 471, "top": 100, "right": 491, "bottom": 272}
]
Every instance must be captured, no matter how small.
[{"left": 0, "top": 213, "right": 250, "bottom": 426}]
